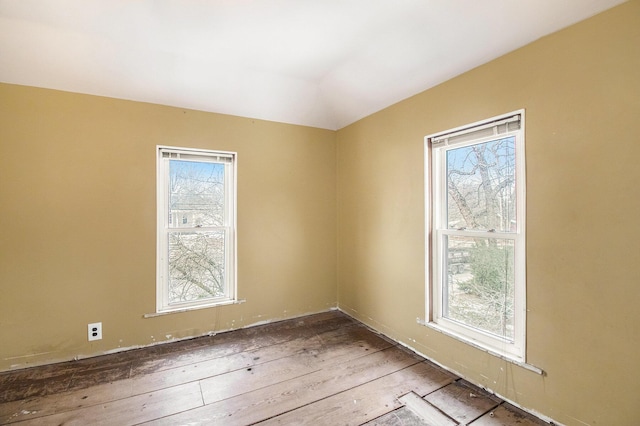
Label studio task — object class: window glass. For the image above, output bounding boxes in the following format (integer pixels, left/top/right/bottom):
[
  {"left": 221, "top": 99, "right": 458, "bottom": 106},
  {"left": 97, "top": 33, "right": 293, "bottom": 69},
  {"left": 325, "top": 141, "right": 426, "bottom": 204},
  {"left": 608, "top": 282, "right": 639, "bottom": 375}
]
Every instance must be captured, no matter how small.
[
  {"left": 446, "top": 137, "right": 516, "bottom": 232},
  {"left": 169, "top": 160, "right": 225, "bottom": 228},
  {"left": 444, "top": 235, "right": 515, "bottom": 341},
  {"left": 168, "top": 231, "right": 226, "bottom": 303}
]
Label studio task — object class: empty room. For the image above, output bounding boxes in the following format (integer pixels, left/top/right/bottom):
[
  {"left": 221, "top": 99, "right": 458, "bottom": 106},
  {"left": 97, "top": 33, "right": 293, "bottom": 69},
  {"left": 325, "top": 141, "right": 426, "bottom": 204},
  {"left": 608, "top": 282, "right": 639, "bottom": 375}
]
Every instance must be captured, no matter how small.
[{"left": 1, "top": 1, "right": 639, "bottom": 425}]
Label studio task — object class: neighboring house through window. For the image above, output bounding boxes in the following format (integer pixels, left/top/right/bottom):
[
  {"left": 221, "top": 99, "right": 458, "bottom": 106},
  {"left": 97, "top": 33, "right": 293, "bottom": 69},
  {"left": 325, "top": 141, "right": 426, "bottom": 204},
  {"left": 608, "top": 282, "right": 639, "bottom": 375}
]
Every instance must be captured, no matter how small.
[
  {"left": 425, "top": 111, "right": 526, "bottom": 361},
  {"left": 156, "top": 146, "right": 237, "bottom": 313}
]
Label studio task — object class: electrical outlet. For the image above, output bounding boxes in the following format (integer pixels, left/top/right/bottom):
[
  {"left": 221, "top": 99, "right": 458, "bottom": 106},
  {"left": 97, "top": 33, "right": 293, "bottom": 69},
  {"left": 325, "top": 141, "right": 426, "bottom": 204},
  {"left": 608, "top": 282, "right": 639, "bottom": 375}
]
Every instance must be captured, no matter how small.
[{"left": 88, "top": 322, "right": 102, "bottom": 341}]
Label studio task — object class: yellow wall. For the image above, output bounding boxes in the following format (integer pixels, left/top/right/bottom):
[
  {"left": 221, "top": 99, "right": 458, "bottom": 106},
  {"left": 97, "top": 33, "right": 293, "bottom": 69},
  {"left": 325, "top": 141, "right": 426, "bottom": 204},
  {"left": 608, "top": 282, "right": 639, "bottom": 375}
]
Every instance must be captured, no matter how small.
[
  {"left": 0, "top": 84, "right": 337, "bottom": 370},
  {"left": 337, "top": 1, "right": 640, "bottom": 425}
]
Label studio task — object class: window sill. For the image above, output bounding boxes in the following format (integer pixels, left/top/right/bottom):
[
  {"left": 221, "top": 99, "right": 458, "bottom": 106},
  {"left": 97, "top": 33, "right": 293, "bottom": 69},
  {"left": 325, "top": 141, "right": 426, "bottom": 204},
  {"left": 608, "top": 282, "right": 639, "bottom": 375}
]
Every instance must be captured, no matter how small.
[
  {"left": 417, "top": 318, "right": 544, "bottom": 375},
  {"left": 144, "top": 298, "right": 246, "bottom": 318}
]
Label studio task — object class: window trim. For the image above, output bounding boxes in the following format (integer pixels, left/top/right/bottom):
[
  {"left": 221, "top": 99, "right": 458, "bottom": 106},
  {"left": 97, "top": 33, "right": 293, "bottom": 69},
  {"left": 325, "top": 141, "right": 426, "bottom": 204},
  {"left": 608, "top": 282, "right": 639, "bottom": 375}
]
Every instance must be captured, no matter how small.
[
  {"left": 156, "top": 145, "right": 238, "bottom": 314},
  {"left": 424, "top": 110, "right": 527, "bottom": 362}
]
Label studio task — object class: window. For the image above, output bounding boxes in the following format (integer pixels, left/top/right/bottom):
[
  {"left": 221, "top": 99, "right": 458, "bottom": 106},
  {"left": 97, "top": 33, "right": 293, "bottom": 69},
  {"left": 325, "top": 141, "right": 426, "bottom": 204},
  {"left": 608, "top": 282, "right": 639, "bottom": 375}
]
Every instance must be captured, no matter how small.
[
  {"left": 156, "top": 146, "right": 237, "bottom": 313},
  {"left": 426, "top": 111, "right": 525, "bottom": 361}
]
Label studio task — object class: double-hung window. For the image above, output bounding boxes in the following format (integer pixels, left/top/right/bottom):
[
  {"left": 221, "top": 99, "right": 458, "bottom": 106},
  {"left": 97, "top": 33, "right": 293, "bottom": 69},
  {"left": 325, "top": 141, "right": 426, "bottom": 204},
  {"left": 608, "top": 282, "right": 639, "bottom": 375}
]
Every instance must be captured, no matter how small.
[
  {"left": 156, "top": 146, "right": 237, "bottom": 313},
  {"left": 426, "top": 111, "right": 526, "bottom": 361}
]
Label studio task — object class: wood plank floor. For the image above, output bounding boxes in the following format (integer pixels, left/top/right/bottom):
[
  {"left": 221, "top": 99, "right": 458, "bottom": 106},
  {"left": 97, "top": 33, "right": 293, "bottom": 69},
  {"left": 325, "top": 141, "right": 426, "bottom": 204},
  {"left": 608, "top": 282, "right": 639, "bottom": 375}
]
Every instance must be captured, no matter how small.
[{"left": 0, "top": 311, "right": 548, "bottom": 425}]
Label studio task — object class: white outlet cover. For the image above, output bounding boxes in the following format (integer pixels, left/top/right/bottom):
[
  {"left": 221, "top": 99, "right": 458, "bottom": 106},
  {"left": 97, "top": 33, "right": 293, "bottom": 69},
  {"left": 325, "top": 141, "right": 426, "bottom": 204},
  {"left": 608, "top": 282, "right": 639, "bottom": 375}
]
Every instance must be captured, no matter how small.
[{"left": 88, "top": 322, "right": 102, "bottom": 341}]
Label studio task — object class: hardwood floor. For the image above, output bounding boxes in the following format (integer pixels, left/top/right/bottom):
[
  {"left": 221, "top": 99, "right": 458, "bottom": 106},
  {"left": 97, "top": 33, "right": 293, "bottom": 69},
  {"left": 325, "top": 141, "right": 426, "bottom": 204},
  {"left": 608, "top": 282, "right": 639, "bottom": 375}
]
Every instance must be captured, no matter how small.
[{"left": 0, "top": 311, "right": 547, "bottom": 425}]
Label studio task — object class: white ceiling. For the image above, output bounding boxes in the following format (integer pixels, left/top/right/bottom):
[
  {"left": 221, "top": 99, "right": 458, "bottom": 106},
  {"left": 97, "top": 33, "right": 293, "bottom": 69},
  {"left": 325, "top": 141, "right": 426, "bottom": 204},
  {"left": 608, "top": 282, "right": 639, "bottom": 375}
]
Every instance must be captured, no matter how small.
[{"left": 0, "top": 0, "right": 626, "bottom": 130}]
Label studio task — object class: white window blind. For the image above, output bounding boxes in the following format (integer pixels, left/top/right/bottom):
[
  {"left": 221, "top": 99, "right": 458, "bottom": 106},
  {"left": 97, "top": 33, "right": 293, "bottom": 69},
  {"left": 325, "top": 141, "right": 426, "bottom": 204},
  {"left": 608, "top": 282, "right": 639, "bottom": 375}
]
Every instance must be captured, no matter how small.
[
  {"left": 161, "top": 149, "right": 233, "bottom": 163},
  {"left": 430, "top": 114, "right": 521, "bottom": 148}
]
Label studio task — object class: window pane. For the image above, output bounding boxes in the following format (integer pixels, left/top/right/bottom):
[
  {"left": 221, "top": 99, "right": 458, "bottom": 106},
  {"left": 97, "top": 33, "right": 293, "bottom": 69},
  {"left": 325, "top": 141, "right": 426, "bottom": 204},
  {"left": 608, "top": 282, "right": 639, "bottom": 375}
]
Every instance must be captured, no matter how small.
[
  {"left": 446, "top": 137, "right": 516, "bottom": 232},
  {"left": 168, "top": 160, "right": 225, "bottom": 228},
  {"left": 444, "top": 235, "right": 515, "bottom": 341},
  {"left": 168, "top": 231, "right": 226, "bottom": 304}
]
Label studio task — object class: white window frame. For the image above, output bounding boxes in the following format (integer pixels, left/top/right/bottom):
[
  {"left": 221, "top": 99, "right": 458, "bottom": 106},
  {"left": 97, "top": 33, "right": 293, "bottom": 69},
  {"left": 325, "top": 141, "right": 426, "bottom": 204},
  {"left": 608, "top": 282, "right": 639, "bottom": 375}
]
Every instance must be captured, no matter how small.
[
  {"left": 425, "top": 110, "right": 526, "bottom": 362},
  {"left": 156, "top": 145, "right": 237, "bottom": 313}
]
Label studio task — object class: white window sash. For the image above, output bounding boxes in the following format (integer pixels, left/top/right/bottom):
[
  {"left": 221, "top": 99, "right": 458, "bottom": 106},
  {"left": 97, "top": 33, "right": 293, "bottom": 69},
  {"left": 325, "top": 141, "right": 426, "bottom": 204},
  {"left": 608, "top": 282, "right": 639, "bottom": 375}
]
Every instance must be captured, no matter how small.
[
  {"left": 156, "top": 146, "right": 237, "bottom": 314},
  {"left": 425, "top": 110, "right": 526, "bottom": 362}
]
